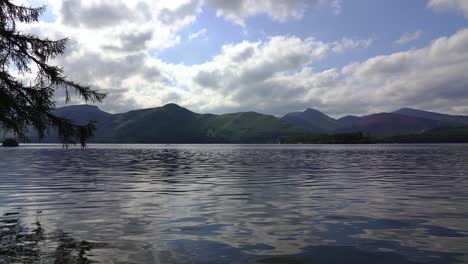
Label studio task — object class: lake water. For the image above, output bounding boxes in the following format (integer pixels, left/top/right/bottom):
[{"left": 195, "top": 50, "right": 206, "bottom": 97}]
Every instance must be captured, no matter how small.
[{"left": 0, "top": 144, "right": 467, "bottom": 263}]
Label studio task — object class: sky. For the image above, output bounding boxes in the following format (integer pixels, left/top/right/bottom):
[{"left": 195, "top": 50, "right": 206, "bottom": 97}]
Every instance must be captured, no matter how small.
[{"left": 16, "top": 0, "right": 468, "bottom": 117}]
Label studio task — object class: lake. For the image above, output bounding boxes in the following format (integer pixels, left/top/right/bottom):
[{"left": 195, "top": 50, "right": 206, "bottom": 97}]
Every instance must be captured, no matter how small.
[{"left": 1, "top": 144, "right": 467, "bottom": 263}]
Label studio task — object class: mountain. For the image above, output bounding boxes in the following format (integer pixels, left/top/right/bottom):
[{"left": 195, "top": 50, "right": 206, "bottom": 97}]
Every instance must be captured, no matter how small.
[
  {"left": 337, "top": 115, "right": 361, "bottom": 127},
  {"left": 282, "top": 108, "right": 339, "bottom": 133},
  {"left": 27, "top": 105, "right": 113, "bottom": 143},
  {"left": 334, "top": 108, "right": 468, "bottom": 137},
  {"left": 5, "top": 104, "right": 468, "bottom": 144},
  {"left": 53, "top": 105, "right": 112, "bottom": 125},
  {"left": 38, "top": 104, "right": 305, "bottom": 144},
  {"left": 394, "top": 108, "right": 468, "bottom": 125},
  {"left": 335, "top": 113, "right": 443, "bottom": 137},
  {"left": 94, "top": 104, "right": 207, "bottom": 143},
  {"left": 281, "top": 108, "right": 447, "bottom": 136}
]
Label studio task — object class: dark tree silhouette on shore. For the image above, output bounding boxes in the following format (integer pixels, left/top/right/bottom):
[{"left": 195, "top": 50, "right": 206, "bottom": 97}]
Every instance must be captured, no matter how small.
[{"left": 0, "top": 1, "right": 106, "bottom": 147}]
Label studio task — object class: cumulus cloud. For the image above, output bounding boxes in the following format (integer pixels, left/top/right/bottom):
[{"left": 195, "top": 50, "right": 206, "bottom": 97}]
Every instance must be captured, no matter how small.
[
  {"left": 187, "top": 37, "right": 329, "bottom": 112},
  {"left": 339, "top": 28, "right": 468, "bottom": 115},
  {"left": 39, "top": 0, "right": 201, "bottom": 52},
  {"left": 167, "top": 29, "right": 468, "bottom": 116},
  {"left": 60, "top": 0, "right": 134, "bottom": 28},
  {"left": 103, "top": 30, "right": 154, "bottom": 53},
  {"left": 428, "top": 0, "right": 468, "bottom": 18},
  {"left": 394, "top": 30, "right": 423, "bottom": 45},
  {"left": 17, "top": 0, "right": 204, "bottom": 111},
  {"left": 157, "top": 36, "right": 373, "bottom": 115},
  {"left": 159, "top": 0, "right": 201, "bottom": 25}
]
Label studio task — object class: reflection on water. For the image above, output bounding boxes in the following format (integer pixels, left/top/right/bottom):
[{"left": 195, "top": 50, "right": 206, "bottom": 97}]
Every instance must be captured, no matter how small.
[
  {"left": 0, "top": 144, "right": 467, "bottom": 263},
  {"left": 0, "top": 212, "right": 100, "bottom": 263}
]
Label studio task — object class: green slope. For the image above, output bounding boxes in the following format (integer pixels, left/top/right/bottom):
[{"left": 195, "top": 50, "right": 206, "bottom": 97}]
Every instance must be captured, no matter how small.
[
  {"left": 94, "top": 104, "right": 304, "bottom": 143},
  {"left": 95, "top": 104, "right": 208, "bottom": 143},
  {"left": 205, "top": 112, "right": 304, "bottom": 143}
]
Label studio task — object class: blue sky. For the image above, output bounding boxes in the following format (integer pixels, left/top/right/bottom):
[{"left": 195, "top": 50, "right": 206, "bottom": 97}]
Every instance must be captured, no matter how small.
[{"left": 21, "top": 0, "right": 468, "bottom": 116}]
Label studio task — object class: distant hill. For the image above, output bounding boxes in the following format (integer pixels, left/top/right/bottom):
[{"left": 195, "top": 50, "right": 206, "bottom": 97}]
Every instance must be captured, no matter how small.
[
  {"left": 28, "top": 105, "right": 113, "bottom": 143},
  {"left": 4, "top": 104, "right": 468, "bottom": 144},
  {"left": 94, "top": 104, "right": 209, "bottom": 143},
  {"left": 337, "top": 115, "right": 361, "bottom": 127},
  {"left": 282, "top": 108, "right": 339, "bottom": 133},
  {"left": 335, "top": 113, "right": 443, "bottom": 136},
  {"left": 53, "top": 105, "right": 112, "bottom": 125},
  {"left": 394, "top": 108, "right": 468, "bottom": 125},
  {"left": 34, "top": 104, "right": 305, "bottom": 144},
  {"left": 281, "top": 108, "right": 451, "bottom": 137}
]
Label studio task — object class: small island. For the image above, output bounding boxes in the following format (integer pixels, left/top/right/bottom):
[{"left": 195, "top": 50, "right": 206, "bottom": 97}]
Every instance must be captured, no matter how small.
[{"left": 2, "top": 138, "right": 19, "bottom": 147}]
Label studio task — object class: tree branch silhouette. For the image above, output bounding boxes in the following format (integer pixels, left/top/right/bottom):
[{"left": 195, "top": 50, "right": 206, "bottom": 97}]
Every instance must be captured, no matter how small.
[{"left": 0, "top": 0, "right": 106, "bottom": 147}]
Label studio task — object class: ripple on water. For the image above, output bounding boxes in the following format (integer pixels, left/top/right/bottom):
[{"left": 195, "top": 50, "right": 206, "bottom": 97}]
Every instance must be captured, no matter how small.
[{"left": 1, "top": 144, "right": 468, "bottom": 263}]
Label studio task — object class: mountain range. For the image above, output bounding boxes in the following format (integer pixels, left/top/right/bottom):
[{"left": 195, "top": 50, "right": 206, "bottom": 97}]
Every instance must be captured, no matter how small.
[
  {"left": 8, "top": 104, "right": 468, "bottom": 144},
  {"left": 283, "top": 107, "right": 468, "bottom": 137},
  {"left": 35, "top": 104, "right": 303, "bottom": 143}
]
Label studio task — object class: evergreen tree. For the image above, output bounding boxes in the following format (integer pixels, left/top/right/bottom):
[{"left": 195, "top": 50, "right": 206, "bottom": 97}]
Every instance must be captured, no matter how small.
[{"left": 0, "top": 1, "right": 106, "bottom": 147}]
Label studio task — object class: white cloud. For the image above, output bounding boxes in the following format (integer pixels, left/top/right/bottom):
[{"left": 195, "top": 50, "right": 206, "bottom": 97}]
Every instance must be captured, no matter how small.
[
  {"left": 339, "top": 28, "right": 468, "bottom": 115},
  {"left": 394, "top": 30, "right": 423, "bottom": 45},
  {"left": 428, "top": 0, "right": 468, "bottom": 18},
  {"left": 203, "top": 0, "right": 346, "bottom": 24},
  {"left": 16, "top": 0, "right": 202, "bottom": 111},
  {"left": 188, "top": 28, "right": 207, "bottom": 40},
  {"left": 331, "top": 37, "right": 373, "bottom": 53},
  {"left": 177, "top": 36, "right": 332, "bottom": 114},
  {"left": 159, "top": 28, "right": 468, "bottom": 116},
  {"left": 203, "top": 0, "right": 317, "bottom": 26}
]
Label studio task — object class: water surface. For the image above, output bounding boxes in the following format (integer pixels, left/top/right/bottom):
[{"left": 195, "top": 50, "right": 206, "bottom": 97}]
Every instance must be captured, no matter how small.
[{"left": 1, "top": 144, "right": 467, "bottom": 263}]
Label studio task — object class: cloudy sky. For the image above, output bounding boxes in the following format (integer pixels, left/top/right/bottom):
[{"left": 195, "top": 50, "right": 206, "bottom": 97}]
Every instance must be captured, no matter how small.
[{"left": 18, "top": 0, "right": 468, "bottom": 117}]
